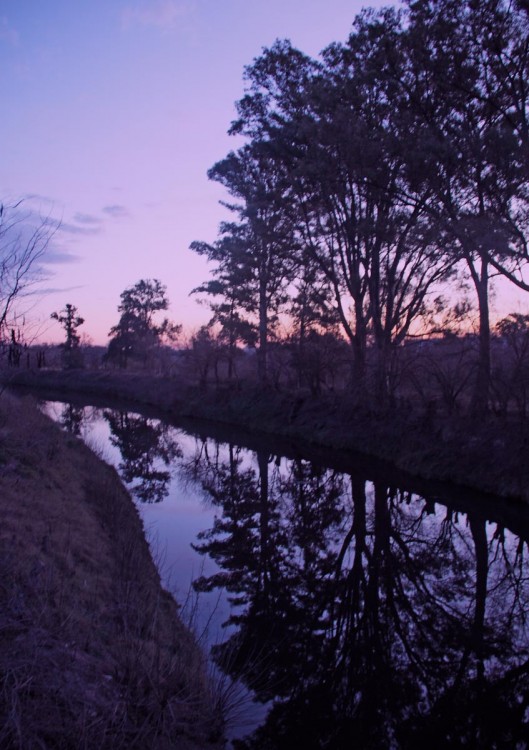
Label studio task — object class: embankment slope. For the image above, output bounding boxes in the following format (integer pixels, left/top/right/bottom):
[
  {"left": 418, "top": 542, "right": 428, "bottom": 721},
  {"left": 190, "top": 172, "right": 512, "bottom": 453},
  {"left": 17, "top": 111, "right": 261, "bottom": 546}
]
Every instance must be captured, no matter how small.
[{"left": 0, "top": 391, "right": 223, "bottom": 749}]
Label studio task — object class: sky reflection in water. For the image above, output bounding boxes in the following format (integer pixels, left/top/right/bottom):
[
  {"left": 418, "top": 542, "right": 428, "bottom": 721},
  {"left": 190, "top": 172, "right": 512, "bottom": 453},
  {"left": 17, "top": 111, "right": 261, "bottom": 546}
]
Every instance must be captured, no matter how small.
[{"left": 43, "top": 401, "right": 529, "bottom": 749}]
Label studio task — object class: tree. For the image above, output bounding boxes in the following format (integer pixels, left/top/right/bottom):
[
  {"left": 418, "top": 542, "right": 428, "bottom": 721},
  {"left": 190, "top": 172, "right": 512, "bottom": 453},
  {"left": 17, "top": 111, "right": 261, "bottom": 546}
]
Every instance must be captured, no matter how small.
[
  {"left": 493, "top": 313, "right": 529, "bottom": 418},
  {"left": 191, "top": 144, "right": 299, "bottom": 386},
  {"left": 310, "top": 20, "right": 456, "bottom": 399},
  {"left": 400, "top": 0, "right": 529, "bottom": 410},
  {"left": 106, "top": 279, "right": 180, "bottom": 369},
  {"left": 191, "top": 256, "right": 257, "bottom": 381},
  {"left": 186, "top": 325, "right": 224, "bottom": 388},
  {"left": 231, "top": 31, "right": 455, "bottom": 400},
  {"left": 0, "top": 201, "right": 54, "bottom": 349},
  {"left": 51, "top": 303, "right": 85, "bottom": 369}
]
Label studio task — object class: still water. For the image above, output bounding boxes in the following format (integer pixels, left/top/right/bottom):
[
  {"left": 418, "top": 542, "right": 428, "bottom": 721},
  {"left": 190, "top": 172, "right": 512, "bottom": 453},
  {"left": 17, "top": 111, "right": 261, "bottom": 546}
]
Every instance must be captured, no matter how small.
[{"left": 42, "top": 399, "right": 529, "bottom": 749}]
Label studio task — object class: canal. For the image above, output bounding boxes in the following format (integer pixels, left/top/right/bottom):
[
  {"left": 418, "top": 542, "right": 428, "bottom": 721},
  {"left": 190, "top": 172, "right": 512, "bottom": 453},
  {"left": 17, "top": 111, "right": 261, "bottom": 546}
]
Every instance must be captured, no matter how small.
[{"left": 42, "top": 398, "right": 529, "bottom": 749}]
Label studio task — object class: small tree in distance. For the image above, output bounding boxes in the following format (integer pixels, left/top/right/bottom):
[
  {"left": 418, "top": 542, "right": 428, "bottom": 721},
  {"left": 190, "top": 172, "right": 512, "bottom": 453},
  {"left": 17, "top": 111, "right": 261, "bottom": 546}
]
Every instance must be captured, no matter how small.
[
  {"left": 51, "top": 303, "right": 85, "bottom": 369},
  {"left": 106, "top": 279, "right": 181, "bottom": 370}
]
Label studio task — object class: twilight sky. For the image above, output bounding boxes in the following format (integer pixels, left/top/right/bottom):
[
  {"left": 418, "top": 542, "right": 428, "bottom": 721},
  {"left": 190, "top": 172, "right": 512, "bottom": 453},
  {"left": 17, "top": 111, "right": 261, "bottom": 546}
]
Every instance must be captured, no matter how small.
[
  {"left": 2, "top": 0, "right": 526, "bottom": 346},
  {"left": 1, "top": 0, "right": 395, "bottom": 345}
]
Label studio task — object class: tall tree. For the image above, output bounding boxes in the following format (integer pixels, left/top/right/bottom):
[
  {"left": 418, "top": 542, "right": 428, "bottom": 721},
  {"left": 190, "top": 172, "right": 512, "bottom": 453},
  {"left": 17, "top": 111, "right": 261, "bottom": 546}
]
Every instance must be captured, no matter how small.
[
  {"left": 191, "top": 145, "right": 299, "bottom": 385},
  {"left": 401, "top": 0, "right": 529, "bottom": 410},
  {"left": 190, "top": 235, "right": 257, "bottom": 380},
  {"left": 231, "top": 28, "right": 455, "bottom": 399}
]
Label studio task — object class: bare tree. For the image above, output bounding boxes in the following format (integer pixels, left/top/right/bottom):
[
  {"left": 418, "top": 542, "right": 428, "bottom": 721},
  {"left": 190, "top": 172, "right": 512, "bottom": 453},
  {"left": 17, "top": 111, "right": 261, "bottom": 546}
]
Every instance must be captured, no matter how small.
[{"left": 0, "top": 201, "right": 53, "bottom": 346}]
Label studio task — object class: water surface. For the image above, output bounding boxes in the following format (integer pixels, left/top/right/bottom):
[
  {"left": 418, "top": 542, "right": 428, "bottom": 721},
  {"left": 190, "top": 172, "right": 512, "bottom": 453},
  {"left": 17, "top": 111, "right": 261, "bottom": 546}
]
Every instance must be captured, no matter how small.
[{"left": 42, "top": 399, "right": 529, "bottom": 749}]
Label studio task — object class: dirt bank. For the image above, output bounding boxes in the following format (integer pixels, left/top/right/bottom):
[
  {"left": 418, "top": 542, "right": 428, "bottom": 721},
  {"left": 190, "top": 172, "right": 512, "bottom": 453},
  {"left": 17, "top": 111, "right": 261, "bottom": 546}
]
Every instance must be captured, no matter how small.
[
  {"left": 0, "top": 391, "right": 223, "bottom": 749},
  {"left": 4, "top": 367, "right": 529, "bottom": 504}
]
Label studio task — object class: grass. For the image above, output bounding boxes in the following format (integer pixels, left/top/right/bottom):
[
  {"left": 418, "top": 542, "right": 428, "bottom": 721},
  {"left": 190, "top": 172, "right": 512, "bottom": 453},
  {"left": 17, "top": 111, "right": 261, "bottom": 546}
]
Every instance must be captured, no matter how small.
[{"left": 0, "top": 391, "right": 224, "bottom": 749}]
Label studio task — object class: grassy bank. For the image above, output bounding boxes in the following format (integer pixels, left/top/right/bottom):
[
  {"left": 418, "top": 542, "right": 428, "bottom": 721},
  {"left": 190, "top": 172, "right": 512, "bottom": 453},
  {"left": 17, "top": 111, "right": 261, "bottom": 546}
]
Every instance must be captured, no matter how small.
[
  {"left": 4, "top": 367, "right": 529, "bottom": 504},
  {"left": 0, "top": 391, "right": 223, "bottom": 749}
]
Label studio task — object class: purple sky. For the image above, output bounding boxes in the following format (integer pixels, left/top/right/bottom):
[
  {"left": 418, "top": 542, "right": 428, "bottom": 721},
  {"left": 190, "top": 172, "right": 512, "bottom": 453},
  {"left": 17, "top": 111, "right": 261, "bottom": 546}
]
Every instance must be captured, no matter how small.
[{"left": 2, "top": 0, "right": 526, "bottom": 346}]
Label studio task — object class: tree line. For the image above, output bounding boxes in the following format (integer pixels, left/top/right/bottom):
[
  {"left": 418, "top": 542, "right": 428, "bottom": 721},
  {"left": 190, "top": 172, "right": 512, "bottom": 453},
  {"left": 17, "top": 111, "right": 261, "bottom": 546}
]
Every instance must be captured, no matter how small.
[
  {"left": 3, "top": 1, "right": 529, "bottom": 418},
  {"left": 190, "top": 0, "right": 529, "bottom": 412},
  {"left": 49, "top": 279, "right": 180, "bottom": 371}
]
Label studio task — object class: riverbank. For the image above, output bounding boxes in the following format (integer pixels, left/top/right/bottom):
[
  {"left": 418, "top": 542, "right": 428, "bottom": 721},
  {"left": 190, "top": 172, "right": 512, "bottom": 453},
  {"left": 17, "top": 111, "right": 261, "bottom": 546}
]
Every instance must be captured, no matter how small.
[
  {"left": 0, "top": 390, "right": 223, "bottom": 749},
  {"left": 4, "top": 367, "right": 529, "bottom": 504}
]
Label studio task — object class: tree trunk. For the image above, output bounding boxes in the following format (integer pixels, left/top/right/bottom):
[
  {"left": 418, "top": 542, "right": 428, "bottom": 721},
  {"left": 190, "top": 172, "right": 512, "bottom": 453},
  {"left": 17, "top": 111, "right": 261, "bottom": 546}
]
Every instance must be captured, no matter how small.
[
  {"left": 351, "top": 292, "right": 367, "bottom": 398},
  {"left": 351, "top": 334, "right": 366, "bottom": 399},
  {"left": 374, "top": 344, "right": 390, "bottom": 407},
  {"left": 471, "top": 254, "right": 491, "bottom": 414},
  {"left": 257, "top": 279, "right": 268, "bottom": 386}
]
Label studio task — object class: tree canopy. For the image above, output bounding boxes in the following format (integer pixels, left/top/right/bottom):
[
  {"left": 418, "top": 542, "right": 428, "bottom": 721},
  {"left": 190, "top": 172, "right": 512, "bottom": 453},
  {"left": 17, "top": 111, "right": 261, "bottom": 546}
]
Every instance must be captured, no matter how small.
[
  {"left": 106, "top": 279, "right": 180, "bottom": 369},
  {"left": 51, "top": 303, "right": 85, "bottom": 369},
  {"left": 190, "top": 0, "right": 529, "bottom": 407}
]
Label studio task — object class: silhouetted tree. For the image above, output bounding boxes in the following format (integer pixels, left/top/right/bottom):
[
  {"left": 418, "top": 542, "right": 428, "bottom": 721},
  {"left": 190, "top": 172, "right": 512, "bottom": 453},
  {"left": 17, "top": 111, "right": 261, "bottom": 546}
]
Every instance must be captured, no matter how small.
[
  {"left": 106, "top": 279, "right": 180, "bottom": 369},
  {"left": 0, "top": 201, "right": 54, "bottom": 348},
  {"left": 191, "top": 145, "right": 299, "bottom": 385},
  {"left": 493, "top": 313, "right": 529, "bottom": 418},
  {"left": 194, "top": 1, "right": 529, "bottom": 410},
  {"left": 186, "top": 325, "right": 224, "bottom": 388},
  {"left": 51, "top": 303, "right": 85, "bottom": 369},
  {"left": 230, "top": 30, "right": 455, "bottom": 400},
  {"left": 400, "top": 0, "right": 529, "bottom": 411},
  {"left": 191, "top": 265, "right": 256, "bottom": 381},
  {"left": 288, "top": 329, "right": 348, "bottom": 395},
  {"left": 7, "top": 329, "right": 22, "bottom": 367}
]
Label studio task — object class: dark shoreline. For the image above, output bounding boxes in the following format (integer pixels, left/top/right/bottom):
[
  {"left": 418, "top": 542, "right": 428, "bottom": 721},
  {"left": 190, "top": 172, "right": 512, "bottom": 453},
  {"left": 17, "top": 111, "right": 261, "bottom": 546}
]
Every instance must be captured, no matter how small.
[{"left": 4, "top": 367, "right": 529, "bottom": 510}]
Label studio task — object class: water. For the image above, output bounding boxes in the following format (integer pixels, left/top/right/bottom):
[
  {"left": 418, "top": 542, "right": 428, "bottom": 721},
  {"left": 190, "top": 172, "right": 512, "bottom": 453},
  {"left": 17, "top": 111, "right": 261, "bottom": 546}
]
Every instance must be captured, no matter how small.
[{"left": 41, "top": 398, "right": 529, "bottom": 749}]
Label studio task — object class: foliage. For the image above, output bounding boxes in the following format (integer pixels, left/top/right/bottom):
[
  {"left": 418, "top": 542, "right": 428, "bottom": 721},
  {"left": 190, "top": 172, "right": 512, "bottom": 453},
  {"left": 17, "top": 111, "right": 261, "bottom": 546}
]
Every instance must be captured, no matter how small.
[
  {"left": 191, "top": 0, "right": 529, "bottom": 410},
  {"left": 106, "top": 279, "right": 181, "bottom": 369},
  {"left": 191, "top": 144, "right": 299, "bottom": 385},
  {"left": 51, "top": 303, "right": 85, "bottom": 369},
  {"left": 492, "top": 313, "right": 529, "bottom": 417}
]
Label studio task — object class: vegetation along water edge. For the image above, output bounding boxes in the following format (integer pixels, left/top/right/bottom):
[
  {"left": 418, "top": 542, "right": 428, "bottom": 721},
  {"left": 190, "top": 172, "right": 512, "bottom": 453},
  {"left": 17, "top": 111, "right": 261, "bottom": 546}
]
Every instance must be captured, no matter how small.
[{"left": 4, "top": 367, "right": 529, "bottom": 506}]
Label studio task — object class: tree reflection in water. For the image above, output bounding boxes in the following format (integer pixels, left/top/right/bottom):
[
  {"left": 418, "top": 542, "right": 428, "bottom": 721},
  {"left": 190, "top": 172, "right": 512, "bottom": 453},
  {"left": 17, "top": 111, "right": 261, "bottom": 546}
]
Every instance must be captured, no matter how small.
[
  {"left": 190, "top": 443, "right": 529, "bottom": 749},
  {"left": 104, "top": 410, "right": 182, "bottom": 503},
  {"left": 43, "top": 403, "right": 529, "bottom": 746},
  {"left": 59, "top": 402, "right": 90, "bottom": 436}
]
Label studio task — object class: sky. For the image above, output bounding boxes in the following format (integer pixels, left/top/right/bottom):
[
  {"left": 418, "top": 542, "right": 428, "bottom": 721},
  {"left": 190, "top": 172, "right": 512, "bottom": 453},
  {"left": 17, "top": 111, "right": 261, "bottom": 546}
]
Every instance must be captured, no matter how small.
[
  {"left": 2, "top": 0, "right": 527, "bottom": 347},
  {"left": 1, "top": 0, "right": 392, "bottom": 345}
]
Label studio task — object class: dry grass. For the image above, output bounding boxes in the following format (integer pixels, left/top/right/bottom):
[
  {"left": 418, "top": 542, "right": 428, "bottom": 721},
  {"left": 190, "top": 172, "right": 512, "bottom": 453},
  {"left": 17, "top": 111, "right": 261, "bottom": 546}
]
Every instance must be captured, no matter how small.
[{"left": 0, "top": 392, "right": 223, "bottom": 749}]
